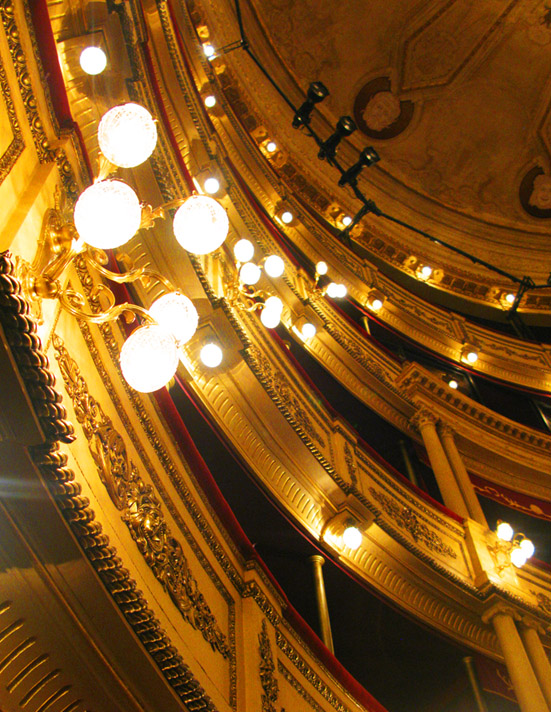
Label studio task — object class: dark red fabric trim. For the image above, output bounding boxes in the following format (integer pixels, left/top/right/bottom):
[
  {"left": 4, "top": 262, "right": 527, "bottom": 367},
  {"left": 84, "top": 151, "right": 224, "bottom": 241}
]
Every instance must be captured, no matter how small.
[
  {"left": 153, "top": 387, "right": 388, "bottom": 712},
  {"left": 29, "top": 0, "right": 73, "bottom": 128}
]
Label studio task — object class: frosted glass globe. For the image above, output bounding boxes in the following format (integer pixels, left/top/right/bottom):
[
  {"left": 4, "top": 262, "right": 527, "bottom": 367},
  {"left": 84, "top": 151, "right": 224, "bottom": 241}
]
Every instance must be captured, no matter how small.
[
  {"left": 120, "top": 325, "right": 178, "bottom": 392},
  {"left": 98, "top": 103, "right": 157, "bottom": 168},
  {"left": 204, "top": 177, "right": 220, "bottom": 194},
  {"left": 281, "top": 211, "right": 293, "bottom": 224},
  {"left": 74, "top": 180, "right": 142, "bottom": 249},
  {"left": 301, "top": 322, "right": 316, "bottom": 339},
  {"left": 316, "top": 261, "right": 328, "bottom": 275},
  {"left": 342, "top": 215, "right": 352, "bottom": 226},
  {"left": 260, "top": 307, "right": 281, "bottom": 328},
  {"left": 173, "top": 195, "right": 229, "bottom": 254},
  {"left": 266, "top": 141, "right": 277, "bottom": 152},
  {"left": 326, "top": 282, "right": 340, "bottom": 298},
  {"left": 79, "top": 46, "right": 107, "bottom": 75},
  {"left": 149, "top": 292, "right": 198, "bottom": 345},
  {"left": 466, "top": 350, "right": 478, "bottom": 364},
  {"left": 448, "top": 379, "right": 459, "bottom": 390},
  {"left": 510, "top": 547, "right": 528, "bottom": 568},
  {"left": 496, "top": 521, "right": 513, "bottom": 541},
  {"left": 240, "top": 262, "right": 261, "bottom": 285},
  {"left": 264, "top": 254, "right": 284, "bottom": 278},
  {"left": 420, "top": 265, "right": 433, "bottom": 279},
  {"left": 204, "top": 95, "right": 217, "bottom": 108},
  {"left": 335, "top": 283, "right": 347, "bottom": 298},
  {"left": 264, "top": 296, "right": 283, "bottom": 314},
  {"left": 505, "top": 292, "right": 516, "bottom": 304},
  {"left": 519, "top": 538, "right": 535, "bottom": 558},
  {"left": 200, "top": 343, "right": 223, "bottom": 367},
  {"left": 234, "top": 239, "right": 254, "bottom": 263},
  {"left": 343, "top": 525, "right": 362, "bottom": 550},
  {"left": 371, "top": 298, "right": 383, "bottom": 311}
]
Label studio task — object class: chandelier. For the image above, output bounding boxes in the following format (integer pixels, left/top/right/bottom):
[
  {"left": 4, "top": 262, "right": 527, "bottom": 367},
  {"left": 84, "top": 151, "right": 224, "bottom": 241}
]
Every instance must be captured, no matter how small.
[{"left": 25, "top": 102, "right": 344, "bottom": 393}]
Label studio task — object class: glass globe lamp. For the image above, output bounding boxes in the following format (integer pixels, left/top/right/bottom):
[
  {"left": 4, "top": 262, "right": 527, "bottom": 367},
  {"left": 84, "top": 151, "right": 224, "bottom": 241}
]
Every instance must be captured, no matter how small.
[
  {"left": 74, "top": 180, "right": 142, "bottom": 249},
  {"left": 204, "top": 95, "right": 217, "bottom": 108},
  {"left": 326, "top": 282, "right": 341, "bottom": 298},
  {"left": 120, "top": 325, "right": 179, "bottom": 392},
  {"left": 519, "top": 538, "right": 535, "bottom": 559},
  {"left": 264, "top": 255, "right": 284, "bottom": 278},
  {"left": 420, "top": 265, "right": 433, "bottom": 279},
  {"left": 98, "top": 103, "right": 157, "bottom": 168},
  {"left": 240, "top": 262, "right": 261, "bottom": 285},
  {"left": 264, "top": 296, "right": 283, "bottom": 314},
  {"left": 510, "top": 547, "right": 528, "bottom": 568},
  {"left": 260, "top": 307, "right": 281, "bottom": 329},
  {"left": 173, "top": 195, "right": 229, "bottom": 255},
  {"left": 149, "top": 292, "right": 198, "bottom": 345},
  {"left": 496, "top": 521, "right": 514, "bottom": 541},
  {"left": 301, "top": 322, "right": 316, "bottom": 339},
  {"left": 266, "top": 141, "right": 277, "bottom": 153},
  {"left": 315, "top": 261, "right": 328, "bottom": 275},
  {"left": 204, "top": 177, "right": 220, "bottom": 194},
  {"left": 466, "top": 350, "right": 478, "bottom": 364},
  {"left": 281, "top": 211, "right": 293, "bottom": 224},
  {"left": 343, "top": 524, "right": 362, "bottom": 550},
  {"left": 79, "top": 46, "right": 107, "bottom": 75},
  {"left": 200, "top": 343, "right": 223, "bottom": 367},
  {"left": 233, "top": 238, "right": 254, "bottom": 263},
  {"left": 342, "top": 215, "right": 352, "bottom": 226}
]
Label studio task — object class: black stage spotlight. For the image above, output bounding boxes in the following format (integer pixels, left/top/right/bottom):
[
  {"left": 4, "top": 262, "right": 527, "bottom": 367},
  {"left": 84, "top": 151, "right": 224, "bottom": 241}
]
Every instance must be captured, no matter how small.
[
  {"left": 318, "top": 116, "right": 356, "bottom": 161},
  {"left": 292, "top": 81, "right": 329, "bottom": 128},
  {"left": 338, "top": 147, "right": 380, "bottom": 187}
]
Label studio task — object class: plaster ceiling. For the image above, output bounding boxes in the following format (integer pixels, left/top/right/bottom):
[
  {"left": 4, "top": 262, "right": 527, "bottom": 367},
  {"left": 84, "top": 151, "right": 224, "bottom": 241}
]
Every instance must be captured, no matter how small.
[{"left": 240, "top": 0, "right": 551, "bottom": 281}]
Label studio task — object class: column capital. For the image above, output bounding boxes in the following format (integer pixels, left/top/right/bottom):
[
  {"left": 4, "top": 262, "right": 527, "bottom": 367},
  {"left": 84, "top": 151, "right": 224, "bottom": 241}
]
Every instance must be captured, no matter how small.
[
  {"left": 521, "top": 616, "right": 549, "bottom": 637},
  {"left": 438, "top": 422, "right": 455, "bottom": 439},
  {"left": 409, "top": 408, "right": 438, "bottom": 432},
  {"left": 482, "top": 602, "right": 522, "bottom": 625}
]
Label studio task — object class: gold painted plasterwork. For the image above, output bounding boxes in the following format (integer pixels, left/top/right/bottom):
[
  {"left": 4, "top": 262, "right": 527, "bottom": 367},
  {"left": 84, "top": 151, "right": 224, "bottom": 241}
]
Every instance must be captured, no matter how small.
[
  {"left": 0, "top": 52, "right": 23, "bottom": 183},
  {"left": 277, "top": 661, "right": 324, "bottom": 712},
  {"left": 258, "top": 620, "right": 283, "bottom": 712},
  {"left": 52, "top": 333, "right": 230, "bottom": 659}
]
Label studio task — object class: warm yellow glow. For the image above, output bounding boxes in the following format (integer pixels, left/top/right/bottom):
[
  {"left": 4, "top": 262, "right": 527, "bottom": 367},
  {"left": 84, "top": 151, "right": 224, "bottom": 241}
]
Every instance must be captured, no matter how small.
[
  {"left": 200, "top": 343, "right": 223, "bottom": 367},
  {"left": 510, "top": 547, "right": 528, "bottom": 568},
  {"left": 496, "top": 521, "right": 513, "bottom": 541},
  {"left": 98, "top": 103, "right": 157, "bottom": 168},
  {"left": 315, "top": 261, "right": 328, "bottom": 276},
  {"left": 343, "top": 524, "right": 362, "bottom": 550},
  {"left": 420, "top": 265, "right": 433, "bottom": 279},
  {"left": 519, "top": 537, "right": 535, "bottom": 558},
  {"left": 301, "top": 322, "right": 316, "bottom": 339},
  {"left": 466, "top": 350, "right": 478, "bottom": 364},
  {"left": 203, "top": 43, "right": 215, "bottom": 58},
  {"left": 327, "top": 282, "right": 347, "bottom": 298},
  {"left": 120, "top": 325, "right": 179, "bottom": 392},
  {"left": 79, "top": 46, "right": 107, "bottom": 75},
  {"left": 371, "top": 298, "right": 383, "bottom": 311},
  {"left": 266, "top": 141, "right": 277, "bottom": 152},
  {"left": 204, "top": 95, "right": 217, "bottom": 108},
  {"left": 233, "top": 238, "right": 254, "bottom": 263},
  {"left": 240, "top": 262, "right": 261, "bottom": 285},
  {"left": 173, "top": 195, "right": 229, "bottom": 254},
  {"left": 260, "top": 307, "right": 281, "bottom": 328},
  {"left": 342, "top": 215, "right": 352, "bottom": 226},
  {"left": 204, "top": 177, "right": 220, "bottom": 194},
  {"left": 149, "top": 292, "right": 198, "bottom": 345},
  {"left": 264, "top": 254, "right": 284, "bottom": 278},
  {"left": 505, "top": 292, "right": 515, "bottom": 304},
  {"left": 74, "top": 180, "right": 142, "bottom": 249},
  {"left": 281, "top": 211, "right": 293, "bottom": 224}
]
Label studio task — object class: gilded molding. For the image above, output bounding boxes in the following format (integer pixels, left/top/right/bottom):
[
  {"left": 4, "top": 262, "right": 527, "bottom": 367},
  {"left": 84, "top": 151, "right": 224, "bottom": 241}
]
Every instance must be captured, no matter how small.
[
  {"left": 0, "top": 52, "right": 24, "bottom": 183},
  {"left": 275, "top": 630, "right": 352, "bottom": 712},
  {"left": 277, "top": 661, "right": 324, "bottom": 712},
  {"left": 409, "top": 408, "right": 439, "bottom": 432},
  {"left": 369, "top": 486, "right": 457, "bottom": 558},
  {"left": 52, "top": 333, "right": 230, "bottom": 658},
  {"left": 258, "top": 620, "right": 282, "bottom": 712},
  {"left": 0, "top": 0, "right": 78, "bottom": 198},
  {"left": 343, "top": 442, "right": 358, "bottom": 485}
]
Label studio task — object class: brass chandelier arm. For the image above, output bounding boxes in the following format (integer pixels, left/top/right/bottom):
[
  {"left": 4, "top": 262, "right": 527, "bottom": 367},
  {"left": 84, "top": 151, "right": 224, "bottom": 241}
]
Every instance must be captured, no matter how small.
[
  {"left": 84, "top": 247, "right": 176, "bottom": 293},
  {"left": 58, "top": 286, "right": 154, "bottom": 325}
]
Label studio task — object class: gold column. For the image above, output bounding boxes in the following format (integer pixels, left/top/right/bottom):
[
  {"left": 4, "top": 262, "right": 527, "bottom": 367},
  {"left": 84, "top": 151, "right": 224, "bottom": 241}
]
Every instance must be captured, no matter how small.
[
  {"left": 410, "top": 410, "right": 470, "bottom": 519},
  {"left": 438, "top": 423, "right": 487, "bottom": 526},
  {"left": 463, "top": 656, "right": 489, "bottom": 712},
  {"left": 482, "top": 606, "right": 548, "bottom": 712},
  {"left": 309, "top": 555, "right": 334, "bottom": 654},
  {"left": 520, "top": 618, "right": 551, "bottom": 710}
]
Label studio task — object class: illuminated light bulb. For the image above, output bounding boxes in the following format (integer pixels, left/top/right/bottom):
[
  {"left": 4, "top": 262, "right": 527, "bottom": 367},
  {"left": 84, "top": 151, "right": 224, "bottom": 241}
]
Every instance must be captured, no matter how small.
[
  {"left": 266, "top": 141, "right": 277, "bottom": 152},
  {"left": 233, "top": 238, "right": 254, "bottom": 263},
  {"left": 200, "top": 342, "right": 223, "bottom": 367},
  {"left": 263, "top": 296, "right": 283, "bottom": 314},
  {"left": 342, "top": 215, "right": 352, "bottom": 226},
  {"left": 334, "top": 283, "right": 348, "bottom": 298},
  {"left": 240, "top": 262, "right": 261, "bottom": 285},
  {"left": 203, "top": 43, "right": 215, "bottom": 58},
  {"left": 448, "top": 379, "right": 459, "bottom": 390},
  {"left": 326, "top": 282, "right": 340, "bottom": 298},
  {"left": 204, "top": 95, "right": 217, "bottom": 108},
  {"left": 260, "top": 306, "right": 281, "bottom": 328},
  {"left": 342, "top": 524, "right": 362, "bottom": 550},
  {"left": 204, "top": 177, "right": 220, "bottom": 194},
  {"left": 264, "top": 254, "right": 285, "bottom": 278},
  {"left": 120, "top": 325, "right": 178, "bottom": 392},
  {"left": 149, "top": 292, "right": 198, "bottom": 345},
  {"left": 74, "top": 179, "right": 141, "bottom": 249},
  {"left": 510, "top": 547, "right": 528, "bottom": 568},
  {"left": 496, "top": 521, "right": 514, "bottom": 542},
  {"left": 98, "top": 103, "right": 157, "bottom": 168},
  {"left": 519, "top": 538, "right": 535, "bottom": 559},
  {"left": 371, "top": 298, "right": 383, "bottom": 311},
  {"left": 420, "top": 265, "right": 433, "bottom": 279},
  {"left": 466, "top": 350, "right": 478, "bottom": 364},
  {"left": 79, "top": 46, "right": 107, "bottom": 75},
  {"left": 315, "top": 261, "right": 328, "bottom": 275},
  {"left": 281, "top": 211, "right": 293, "bottom": 224},
  {"left": 505, "top": 293, "right": 515, "bottom": 304},
  {"left": 301, "top": 322, "right": 316, "bottom": 339},
  {"left": 173, "top": 195, "right": 229, "bottom": 254}
]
